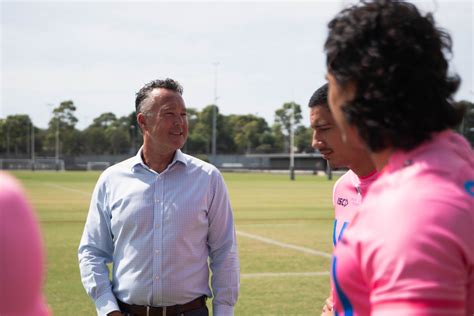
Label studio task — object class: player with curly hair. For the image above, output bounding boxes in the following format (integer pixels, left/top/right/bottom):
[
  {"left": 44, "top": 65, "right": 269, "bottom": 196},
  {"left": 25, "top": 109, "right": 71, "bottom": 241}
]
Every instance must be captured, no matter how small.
[{"left": 324, "top": 0, "right": 474, "bottom": 314}]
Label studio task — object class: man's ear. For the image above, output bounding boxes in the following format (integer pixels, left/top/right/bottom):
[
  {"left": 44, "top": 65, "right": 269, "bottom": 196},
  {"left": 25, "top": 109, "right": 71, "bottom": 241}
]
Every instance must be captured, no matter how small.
[{"left": 137, "top": 113, "right": 146, "bottom": 131}]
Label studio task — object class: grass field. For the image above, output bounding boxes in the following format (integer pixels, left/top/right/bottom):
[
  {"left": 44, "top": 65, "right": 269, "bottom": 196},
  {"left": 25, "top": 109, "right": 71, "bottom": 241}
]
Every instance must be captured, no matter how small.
[{"left": 12, "top": 171, "right": 337, "bottom": 315}]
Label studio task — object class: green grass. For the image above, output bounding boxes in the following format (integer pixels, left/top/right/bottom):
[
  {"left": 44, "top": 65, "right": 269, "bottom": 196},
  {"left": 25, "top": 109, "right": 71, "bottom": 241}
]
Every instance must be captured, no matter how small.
[{"left": 11, "top": 171, "right": 336, "bottom": 315}]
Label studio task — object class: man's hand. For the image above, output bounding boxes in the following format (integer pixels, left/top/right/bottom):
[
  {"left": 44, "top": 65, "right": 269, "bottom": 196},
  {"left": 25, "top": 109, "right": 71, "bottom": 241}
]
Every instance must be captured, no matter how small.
[
  {"left": 107, "top": 311, "right": 123, "bottom": 316},
  {"left": 320, "top": 296, "right": 334, "bottom": 316}
]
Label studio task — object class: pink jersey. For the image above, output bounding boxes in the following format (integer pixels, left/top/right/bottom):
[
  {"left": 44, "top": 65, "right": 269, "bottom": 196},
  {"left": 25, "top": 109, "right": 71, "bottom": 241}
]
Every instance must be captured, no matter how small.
[
  {"left": 332, "top": 169, "right": 379, "bottom": 247},
  {"left": 331, "top": 169, "right": 378, "bottom": 305},
  {"left": 332, "top": 130, "right": 474, "bottom": 315}
]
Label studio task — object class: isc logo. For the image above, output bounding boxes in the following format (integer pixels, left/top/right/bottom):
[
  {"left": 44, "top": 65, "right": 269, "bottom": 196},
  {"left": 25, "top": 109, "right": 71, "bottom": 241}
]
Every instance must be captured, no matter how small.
[{"left": 337, "top": 198, "right": 349, "bottom": 207}]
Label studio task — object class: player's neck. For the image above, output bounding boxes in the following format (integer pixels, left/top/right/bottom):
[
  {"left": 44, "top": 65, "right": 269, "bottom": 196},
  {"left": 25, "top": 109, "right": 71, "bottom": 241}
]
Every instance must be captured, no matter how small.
[
  {"left": 349, "top": 158, "right": 376, "bottom": 178},
  {"left": 370, "top": 148, "right": 393, "bottom": 171}
]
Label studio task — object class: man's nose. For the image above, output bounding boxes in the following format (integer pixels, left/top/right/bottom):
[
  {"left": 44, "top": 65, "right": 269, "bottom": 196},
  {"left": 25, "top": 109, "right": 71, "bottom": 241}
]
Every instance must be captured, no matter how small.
[
  {"left": 312, "top": 139, "right": 326, "bottom": 150},
  {"left": 173, "top": 115, "right": 185, "bottom": 125}
]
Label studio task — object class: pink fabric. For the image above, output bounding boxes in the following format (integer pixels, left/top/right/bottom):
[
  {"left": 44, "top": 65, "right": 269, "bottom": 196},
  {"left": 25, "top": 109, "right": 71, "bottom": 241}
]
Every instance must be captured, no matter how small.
[
  {"left": 331, "top": 169, "right": 378, "bottom": 304},
  {"left": 332, "top": 130, "right": 474, "bottom": 315},
  {"left": 0, "top": 172, "right": 50, "bottom": 316},
  {"left": 332, "top": 169, "right": 379, "bottom": 247}
]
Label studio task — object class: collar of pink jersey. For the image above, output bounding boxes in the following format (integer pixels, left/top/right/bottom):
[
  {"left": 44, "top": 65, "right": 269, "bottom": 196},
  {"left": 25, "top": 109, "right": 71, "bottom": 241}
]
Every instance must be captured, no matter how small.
[{"left": 381, "top": 130, "right": 454, "bottom": 175}]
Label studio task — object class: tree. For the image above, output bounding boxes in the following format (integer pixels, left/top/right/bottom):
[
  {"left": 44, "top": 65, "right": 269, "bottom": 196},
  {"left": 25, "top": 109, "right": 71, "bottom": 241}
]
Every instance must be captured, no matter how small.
[
  {"left": 274, "top": 102, "right": 303, "bottom": 152},
  {"left": 294, "top": 126, "right": 314, "bottom": 153},
  {"left": 82, "top": 112, "right": 135, "bottom": 155},
  {"left": 182, "top": 108, "right": 203, "bottom": 154},
  {"left": 191, "top": 105, "right": 235, "bottom": 154},
  {"left": 2, "top": 115, "right": 32, "bottom": 156},
  {"left": 255, "top": 131, "right": 279, "bottom": 153},
  {"left": 274, "top": 102, "right": 303, "bottom": 136},
  {"left": 123, "top": 112, "right": 142, "bottom": 153},
  {"left": 270, "top": 123, "right": 285, "bottom": 153},
  {"left": 51, "top": 100, "right": 78, "bottom": 129},
  {"left": 457, "top": 100, "right": 474, "bottom": 147},
  {"left": 83, "top": 126, "right": 109, "bottom": 154},
  {"left": 228, "top": 114, "right": 269, "bottom": 153},
  {"left": 106, "top": 121, "right": 131, "bottom": 155},
  {"left": 90, "top": 112, "right": 117, "bottom": 128},
  {"left": 45, "top": 100, "right": 80, "bottom": 155},
  {"left": 0, "top": 119, "right": 5, "bottom": 153}
]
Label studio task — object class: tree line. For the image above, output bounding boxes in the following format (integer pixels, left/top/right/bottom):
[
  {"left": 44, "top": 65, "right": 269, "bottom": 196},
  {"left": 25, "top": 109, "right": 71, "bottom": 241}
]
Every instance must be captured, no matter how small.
[
  {"left": 1, "top": 100, "right": 472, "bottom": 158},
  {"left": 0, "top": 100, "right": 315, "bottom": 158}
]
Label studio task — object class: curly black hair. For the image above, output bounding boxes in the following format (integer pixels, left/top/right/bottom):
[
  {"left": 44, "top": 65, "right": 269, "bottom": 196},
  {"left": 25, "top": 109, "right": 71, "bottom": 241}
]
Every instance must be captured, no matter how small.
[
  {"left": 135, "top": 78, "right": 183, "bottom": 114},
  {"left": 324, "top": 0, "right": 464, "bottom": 152},
  {"left": 308, "top": 83, "right": 329, "bottom": 109}
]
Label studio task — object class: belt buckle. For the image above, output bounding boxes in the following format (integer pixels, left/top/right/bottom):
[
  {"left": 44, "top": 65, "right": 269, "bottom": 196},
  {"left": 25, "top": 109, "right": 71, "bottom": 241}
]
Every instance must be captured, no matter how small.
[
  {"left": 162, "top": 306, "right": 167, "bottom": 316},
  {"left": 146, "top": 306, "right": 150, "bottom": 316}
]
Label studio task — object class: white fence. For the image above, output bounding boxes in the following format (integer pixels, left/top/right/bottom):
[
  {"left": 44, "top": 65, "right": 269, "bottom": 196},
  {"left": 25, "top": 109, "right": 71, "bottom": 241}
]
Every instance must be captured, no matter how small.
[{"left": 0, "top": 158, "right": 65, "bottom": 171}]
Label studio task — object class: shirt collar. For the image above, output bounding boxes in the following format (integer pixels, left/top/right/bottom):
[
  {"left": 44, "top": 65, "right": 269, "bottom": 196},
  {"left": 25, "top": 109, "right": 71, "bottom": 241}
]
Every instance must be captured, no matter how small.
[{"left": 130, "top": 147, "right": 188, "bottom": 172}]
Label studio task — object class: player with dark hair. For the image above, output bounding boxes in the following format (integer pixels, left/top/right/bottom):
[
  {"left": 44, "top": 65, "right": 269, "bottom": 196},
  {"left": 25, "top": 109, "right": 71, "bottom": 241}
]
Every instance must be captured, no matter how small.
[
  {"left": 324, "top": 0, "right": 473, "bottom": 314},
  {"left": 309, "top": 83, "right": 377, "bottom": 315}
]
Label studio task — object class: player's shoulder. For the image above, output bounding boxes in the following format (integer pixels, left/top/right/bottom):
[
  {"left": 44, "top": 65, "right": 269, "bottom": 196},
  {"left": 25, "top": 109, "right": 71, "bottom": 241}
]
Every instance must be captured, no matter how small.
[
  {"left": 335, "top": 169, "right": 353, "bottom": 185},
  {"left": 333, "top": 169, "right": 354, "bottom": 191}
]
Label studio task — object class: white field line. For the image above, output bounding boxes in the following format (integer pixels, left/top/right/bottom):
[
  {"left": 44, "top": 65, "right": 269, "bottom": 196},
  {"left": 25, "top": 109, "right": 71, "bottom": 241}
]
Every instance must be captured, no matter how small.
[
  {"left": 42, "top": 184, "right": 332, "bottom": 260},
  {"left": 236, "top": 230, "right": 332, "bottom": 259},
  {"left": 242, "top": 272, "right": 329, "bottom": 279},
  {"left": 43, "top": 185, "right": 332, "bottom": 276},
  {"left": 44, "top": 183, "right": 92, "bottom": 197}
]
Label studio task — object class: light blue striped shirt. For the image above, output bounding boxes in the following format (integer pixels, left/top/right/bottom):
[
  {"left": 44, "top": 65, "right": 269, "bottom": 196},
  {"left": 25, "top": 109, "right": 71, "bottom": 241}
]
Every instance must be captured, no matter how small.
[{"left": 78, "top": 149, "right": 240, "bottom": 316}]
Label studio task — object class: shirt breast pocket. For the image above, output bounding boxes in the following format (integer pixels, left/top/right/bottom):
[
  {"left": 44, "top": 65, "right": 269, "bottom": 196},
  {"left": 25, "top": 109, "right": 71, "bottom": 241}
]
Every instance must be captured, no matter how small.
[{"left": 109, "top": 193, "right": 154, "bottom": 239}]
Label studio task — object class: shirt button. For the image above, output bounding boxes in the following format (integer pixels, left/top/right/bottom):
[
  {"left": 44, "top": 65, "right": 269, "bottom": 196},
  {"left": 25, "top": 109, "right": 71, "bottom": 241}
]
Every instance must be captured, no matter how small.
[
  {"left": 155, "top": 250, "right": 160, "bottom": 255},
  {"left": 156, "top": 276, "right": 160, "bottom": 280},
  {"left": 155, "top": 224, "right": 160, "bottom": 229}
]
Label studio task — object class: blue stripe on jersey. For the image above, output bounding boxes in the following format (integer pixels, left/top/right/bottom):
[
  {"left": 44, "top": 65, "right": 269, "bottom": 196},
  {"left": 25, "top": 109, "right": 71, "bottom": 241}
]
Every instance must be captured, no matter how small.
[
  {"left": 332, "top": 256, "right": 353, "bottom": 316},
  {"left": 333, "top": 219, "right": 349, "bottom": 246},
  {"left": 465, "top": 181, "right": 474, "bottom": 197},
  {"left": 338, "top": 222, "right": 348, "bottom": 243}
]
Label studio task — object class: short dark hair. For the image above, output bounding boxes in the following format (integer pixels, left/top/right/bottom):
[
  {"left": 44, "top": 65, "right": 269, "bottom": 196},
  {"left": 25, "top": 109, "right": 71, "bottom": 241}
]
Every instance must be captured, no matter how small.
[
  {"left": 308, "top": 83, "right": 329, "bottom": 109},
  {"left": 135, "top": 78, "right": 183, "bottom": 114},
  {"left": 325, "top": 0, "right": 463, "bottom": 152}
]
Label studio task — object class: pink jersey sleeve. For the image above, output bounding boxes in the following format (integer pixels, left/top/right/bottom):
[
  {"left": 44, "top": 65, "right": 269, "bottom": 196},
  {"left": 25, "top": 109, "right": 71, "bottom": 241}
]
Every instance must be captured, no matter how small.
[{"left": 332, "top": 170, "right": 358, "bottom": 247}]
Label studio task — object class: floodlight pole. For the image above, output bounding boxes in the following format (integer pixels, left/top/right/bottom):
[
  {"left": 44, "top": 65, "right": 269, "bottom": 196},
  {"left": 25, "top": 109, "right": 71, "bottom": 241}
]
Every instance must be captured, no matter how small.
[
  {"left": 31, "top": 121, "right": 35, "bottom": 171},
  {"left": 55, "top": 113, "right": 59, "bottom": 171},
  {"left": 290, "top": 104, "right": 295, "bottom": 181},
  {"left": 212, "top": 62, "right": 219, "bottom": 161},
  {"left": 6, "top": 123, "right": 10, "bottom": 157}
]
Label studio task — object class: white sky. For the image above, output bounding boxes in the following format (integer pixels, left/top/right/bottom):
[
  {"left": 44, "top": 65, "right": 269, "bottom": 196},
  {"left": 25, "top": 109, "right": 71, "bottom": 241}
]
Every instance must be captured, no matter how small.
[{"left": 1, "top": 0, "right": 473, "bottom": 130}]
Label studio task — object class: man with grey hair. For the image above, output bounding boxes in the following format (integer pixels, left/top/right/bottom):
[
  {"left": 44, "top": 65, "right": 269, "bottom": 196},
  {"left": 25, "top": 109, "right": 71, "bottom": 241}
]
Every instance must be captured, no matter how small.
[{"left": 79, "top": 78, "right": 240, "bottom": 316}]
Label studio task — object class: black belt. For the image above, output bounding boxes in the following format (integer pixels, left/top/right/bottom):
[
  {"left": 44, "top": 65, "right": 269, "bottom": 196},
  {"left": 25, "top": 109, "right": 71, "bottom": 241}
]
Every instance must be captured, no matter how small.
[{"left": 117, "top": 296, "right": 206, "bottom": 316}]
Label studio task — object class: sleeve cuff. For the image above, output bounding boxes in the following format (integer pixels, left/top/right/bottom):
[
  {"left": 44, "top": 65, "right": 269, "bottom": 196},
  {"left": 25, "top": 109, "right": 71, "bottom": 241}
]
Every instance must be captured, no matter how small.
[
  {"left": 212, "top": 303, "right": 234, "bottom": 316},
  {"left": 95, "top": 292, "right": 119, "bottom": 316}
]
